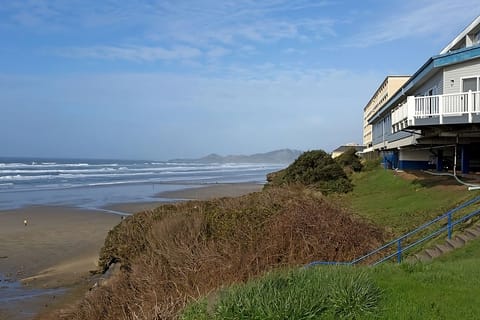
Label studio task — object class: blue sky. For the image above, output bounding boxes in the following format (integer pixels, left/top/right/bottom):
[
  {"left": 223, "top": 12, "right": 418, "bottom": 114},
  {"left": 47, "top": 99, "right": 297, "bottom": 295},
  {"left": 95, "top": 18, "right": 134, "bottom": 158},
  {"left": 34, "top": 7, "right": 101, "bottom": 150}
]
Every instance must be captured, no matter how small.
[{"left": 1, "top": 1, "right": 479, "bottom": 160}]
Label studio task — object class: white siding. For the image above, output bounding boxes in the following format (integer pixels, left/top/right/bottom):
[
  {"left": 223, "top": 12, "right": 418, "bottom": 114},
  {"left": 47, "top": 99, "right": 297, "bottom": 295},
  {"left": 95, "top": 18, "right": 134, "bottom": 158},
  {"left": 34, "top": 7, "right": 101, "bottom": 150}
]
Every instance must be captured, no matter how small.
[
  {"left": 414, "top": 71, "right": 443, "bottom": 96},
  {"left": 443, "top": 57, "right": 480, "bottom": 94},
  {"left": 399, "top": 149, "right": 431, "bottom": 161}
]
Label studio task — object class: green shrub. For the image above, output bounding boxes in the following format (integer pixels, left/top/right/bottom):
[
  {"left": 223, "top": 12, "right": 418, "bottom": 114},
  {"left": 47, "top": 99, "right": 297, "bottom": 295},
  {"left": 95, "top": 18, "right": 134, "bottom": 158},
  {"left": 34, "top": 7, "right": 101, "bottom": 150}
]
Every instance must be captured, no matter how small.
[
  {"left": 361, "top": 157, "right": 382, "bottom": 172},
  {"left": 266, "top": 150, "right": 353, "bottom": 194},
  {"left": 336, "top": 147, "right": 363, "bottom": 172}
]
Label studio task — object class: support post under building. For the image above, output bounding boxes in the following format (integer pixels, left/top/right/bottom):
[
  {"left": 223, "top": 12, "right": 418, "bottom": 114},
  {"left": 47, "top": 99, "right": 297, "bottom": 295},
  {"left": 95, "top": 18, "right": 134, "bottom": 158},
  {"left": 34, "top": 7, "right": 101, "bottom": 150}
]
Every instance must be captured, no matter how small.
[{"left": 461, "top": 145, "right": 470, "bottom": 174}]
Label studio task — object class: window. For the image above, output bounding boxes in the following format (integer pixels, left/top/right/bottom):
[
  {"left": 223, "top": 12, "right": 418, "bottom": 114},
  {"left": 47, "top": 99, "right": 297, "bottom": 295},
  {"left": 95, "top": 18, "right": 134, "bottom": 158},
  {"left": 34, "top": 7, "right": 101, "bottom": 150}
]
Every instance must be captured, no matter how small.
[{"left": 462, "top": 77, "right": 478, "bottom": 92}]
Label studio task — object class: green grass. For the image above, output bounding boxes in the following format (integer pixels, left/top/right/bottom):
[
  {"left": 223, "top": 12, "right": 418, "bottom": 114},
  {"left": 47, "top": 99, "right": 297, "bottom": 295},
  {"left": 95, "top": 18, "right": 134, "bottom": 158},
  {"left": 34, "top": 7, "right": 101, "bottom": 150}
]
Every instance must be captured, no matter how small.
[
  {"left": 181, "top": 168, "right": 480, "bottom": 319},
  {"left": 182, "top": 238, "right": 480, "bottom": 320},
  {"left": 181, "top": 267, "right": 381, "bottom": 320},
  {"left": 373, "top": 238, "right": 480, "bottom": 319},
  {"left": 339, "top": 168, "right": 476, "bottom": 234}
]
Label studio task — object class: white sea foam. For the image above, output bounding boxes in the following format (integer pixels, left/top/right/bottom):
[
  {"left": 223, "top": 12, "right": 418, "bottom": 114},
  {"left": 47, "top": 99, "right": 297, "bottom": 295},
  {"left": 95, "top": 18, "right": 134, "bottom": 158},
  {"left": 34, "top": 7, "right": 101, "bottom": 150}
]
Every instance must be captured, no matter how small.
[{"left": 0, "top": 167, "right": 118, "bottom": 174}]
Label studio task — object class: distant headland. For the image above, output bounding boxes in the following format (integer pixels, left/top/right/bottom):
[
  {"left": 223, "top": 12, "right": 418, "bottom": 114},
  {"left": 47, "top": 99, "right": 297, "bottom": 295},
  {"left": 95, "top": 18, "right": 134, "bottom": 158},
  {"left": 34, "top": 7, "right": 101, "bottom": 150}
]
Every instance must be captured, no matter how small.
[{"left": 169, "top": 148, "right": 303, "bottom": 164}]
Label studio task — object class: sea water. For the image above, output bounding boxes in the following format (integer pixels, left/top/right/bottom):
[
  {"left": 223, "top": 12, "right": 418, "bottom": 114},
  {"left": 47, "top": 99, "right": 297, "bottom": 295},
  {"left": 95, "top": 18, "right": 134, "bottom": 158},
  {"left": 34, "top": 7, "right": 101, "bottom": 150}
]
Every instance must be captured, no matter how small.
[{"left": 0, "top": 157, "right": 285, "bottom": 211}]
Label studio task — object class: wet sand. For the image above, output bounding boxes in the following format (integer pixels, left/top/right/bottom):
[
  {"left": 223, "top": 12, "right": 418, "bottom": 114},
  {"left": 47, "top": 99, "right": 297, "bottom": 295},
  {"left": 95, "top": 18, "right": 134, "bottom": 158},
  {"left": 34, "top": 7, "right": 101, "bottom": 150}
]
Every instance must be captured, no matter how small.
[
  {"left": 103, "top": 183, "right": 264, "bottom": 214},
  {"left": 156, "top": 182, "right": 264, "bottom": 200},
  {"left": 0, "top": 206, "right": 121, "bottom": 319}
]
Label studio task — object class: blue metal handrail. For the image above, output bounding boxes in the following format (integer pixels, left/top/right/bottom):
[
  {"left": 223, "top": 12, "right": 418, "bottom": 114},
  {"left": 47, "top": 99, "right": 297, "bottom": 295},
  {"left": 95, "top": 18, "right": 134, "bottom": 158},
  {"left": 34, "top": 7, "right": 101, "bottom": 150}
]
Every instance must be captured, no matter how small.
[{"left": 306, "top": 195, "right": 480, "bottom": 267}]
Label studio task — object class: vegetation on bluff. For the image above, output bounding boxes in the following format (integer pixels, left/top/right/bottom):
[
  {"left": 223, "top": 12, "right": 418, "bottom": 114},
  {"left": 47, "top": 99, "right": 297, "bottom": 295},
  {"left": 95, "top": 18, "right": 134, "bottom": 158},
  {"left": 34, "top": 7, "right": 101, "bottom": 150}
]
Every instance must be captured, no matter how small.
[
  {"left": 181, "top": 268, "right": 381, "bottom": 320},
  {"left": 182, "top": 233, "right": 480, "bottom": 319},
  {"left": 266, "top": 150, "right": 353, "bottom": 194},
  {"left": 335, "top": 147, "right": 363, "bottom": 173},
  {"left": 66, "top": 186, "right": 384, "bottom": 320}
]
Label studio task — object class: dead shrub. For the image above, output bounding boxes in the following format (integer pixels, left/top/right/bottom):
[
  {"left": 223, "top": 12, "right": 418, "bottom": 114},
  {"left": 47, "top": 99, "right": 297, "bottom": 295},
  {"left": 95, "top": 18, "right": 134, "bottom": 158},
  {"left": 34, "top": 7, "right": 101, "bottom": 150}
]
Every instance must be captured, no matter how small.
[{"left": 63, "top": 186, "right": 384, "bottom": 320}]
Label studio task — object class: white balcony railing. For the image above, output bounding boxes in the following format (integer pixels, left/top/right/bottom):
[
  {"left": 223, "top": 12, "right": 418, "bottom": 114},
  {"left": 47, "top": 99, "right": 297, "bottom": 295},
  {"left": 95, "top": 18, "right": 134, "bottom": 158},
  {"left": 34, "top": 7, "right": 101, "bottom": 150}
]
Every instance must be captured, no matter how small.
[{"left": 391, "top": 90, "right": 480, "bottom": 131}]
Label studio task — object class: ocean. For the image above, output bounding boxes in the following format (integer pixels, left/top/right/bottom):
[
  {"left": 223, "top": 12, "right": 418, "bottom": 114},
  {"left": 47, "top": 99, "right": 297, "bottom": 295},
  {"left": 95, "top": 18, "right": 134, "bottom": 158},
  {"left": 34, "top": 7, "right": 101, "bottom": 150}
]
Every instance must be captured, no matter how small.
[{"left": 0, "top": 157, "right": 285, "bottom": 211}]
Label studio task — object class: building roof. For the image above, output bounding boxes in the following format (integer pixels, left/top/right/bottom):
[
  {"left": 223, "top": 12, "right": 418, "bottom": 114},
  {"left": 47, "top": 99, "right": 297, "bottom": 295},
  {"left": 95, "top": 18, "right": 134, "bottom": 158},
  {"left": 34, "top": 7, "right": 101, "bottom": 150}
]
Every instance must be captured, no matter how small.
[
  {"left": 332, "top": 145, "right": 365, "bottom": 153},
  {"left": 368, "top": 15, "right": 480, "bottom": 125},
  {"left": 440, "top": 15, "right": 480, "bottom": 54},
  {"left": 363, "top": 75, "right": 410, "bottom": 111},
  {"left": 368, "top": 44, "right": 480, "bottom": 124}
]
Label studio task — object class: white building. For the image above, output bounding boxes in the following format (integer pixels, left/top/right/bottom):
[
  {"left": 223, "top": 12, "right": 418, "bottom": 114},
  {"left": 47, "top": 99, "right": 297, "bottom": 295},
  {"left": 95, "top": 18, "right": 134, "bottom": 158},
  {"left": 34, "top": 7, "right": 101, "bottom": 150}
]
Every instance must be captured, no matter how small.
[{"left": 368, "top": 16, "right": 480, "bottom": 172}]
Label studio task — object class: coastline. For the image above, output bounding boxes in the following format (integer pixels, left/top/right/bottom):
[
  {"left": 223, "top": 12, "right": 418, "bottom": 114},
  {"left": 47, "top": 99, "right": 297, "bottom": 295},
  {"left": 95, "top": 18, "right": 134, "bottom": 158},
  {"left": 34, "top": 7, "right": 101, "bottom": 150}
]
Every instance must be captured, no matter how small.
[
  {"left": 0, "top": 182, "right": 264, "bottom": 319},
  {"left": 156, "top": 182, "right": 264, "bottom": 200},
  {"left": 0, "top": 206, "right": 121, "bottom": 319},
  {"left": 103, "top": 182, "right": 264, "bottom": 214}
]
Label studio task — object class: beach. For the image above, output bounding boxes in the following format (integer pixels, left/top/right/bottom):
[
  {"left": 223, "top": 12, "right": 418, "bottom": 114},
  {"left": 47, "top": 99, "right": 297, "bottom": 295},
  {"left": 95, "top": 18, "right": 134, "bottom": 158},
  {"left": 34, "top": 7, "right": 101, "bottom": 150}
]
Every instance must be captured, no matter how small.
[
  {"left": 0, "top": 183, "right": 263, "bottom": 319},
  {"left": 157, "top": 182, "right": 264, "bottom": 200},
  {"left": 104, "top": 182, "right": 264, "bottom": 213},
  {"left": 0, "top": 206, "right": 122, "bottom": 319}
]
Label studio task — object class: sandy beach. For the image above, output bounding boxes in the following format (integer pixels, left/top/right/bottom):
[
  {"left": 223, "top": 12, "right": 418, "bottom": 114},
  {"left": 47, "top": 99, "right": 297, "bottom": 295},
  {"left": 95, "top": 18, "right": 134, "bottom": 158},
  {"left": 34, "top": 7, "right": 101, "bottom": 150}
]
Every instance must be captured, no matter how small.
[
  {"left": 0, "top": 183, "right": 263, "bottom": 319},
  {"left": 156, "top": 182, "right": 264, "bottom": 200},
  {"left": 103, "top": 183, "right": 264, "bottom": 214},
  {"left": 0, "top": 206, "right": 122, "bottom": 319}
]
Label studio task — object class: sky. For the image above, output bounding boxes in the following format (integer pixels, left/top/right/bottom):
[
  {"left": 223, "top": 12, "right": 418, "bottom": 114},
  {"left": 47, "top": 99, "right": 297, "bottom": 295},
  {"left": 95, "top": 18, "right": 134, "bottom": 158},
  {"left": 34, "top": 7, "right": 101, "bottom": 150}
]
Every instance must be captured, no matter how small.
[{"left": 1, "top": 1, "right": 479, "bottom": 160}]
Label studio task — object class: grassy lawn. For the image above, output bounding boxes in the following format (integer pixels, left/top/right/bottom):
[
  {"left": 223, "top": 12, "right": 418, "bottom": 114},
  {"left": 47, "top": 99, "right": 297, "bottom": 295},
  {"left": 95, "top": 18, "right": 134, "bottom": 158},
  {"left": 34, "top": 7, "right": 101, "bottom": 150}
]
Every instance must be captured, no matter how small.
[
  {"left": 372, "top": 238, "right": 480, "bottom": 319},
  {"left": 340, "top": 168, "right": 477, "bottom": 234},
  {"left": 181, "top": 168, "right": 480, "bottom": 319},
  {"left": 182, "top": 238, "right": 480, "bottom": 320}
]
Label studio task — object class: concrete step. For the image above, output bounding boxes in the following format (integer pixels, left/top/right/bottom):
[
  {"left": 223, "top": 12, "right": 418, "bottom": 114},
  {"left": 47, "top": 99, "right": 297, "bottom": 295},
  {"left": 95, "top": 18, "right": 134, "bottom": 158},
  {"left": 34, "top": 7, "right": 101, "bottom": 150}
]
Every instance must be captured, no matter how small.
[
  {"left": 425, "top": 247, "right": 443, "bottom": 259},
  {"left": 465, "top": 228, "right": 480, "bottom": 237},
  {"left": 446, "top": 238, "right": 465, "bottom": 249},
  {"left": 435, "top": 243, "right": 454, "bottom": 254},
  {"left": 456, "top": 233, "right": 474, "bottom": 243},
  {"left": 414, "top": 251, "right": 432, "bottom": 262}
]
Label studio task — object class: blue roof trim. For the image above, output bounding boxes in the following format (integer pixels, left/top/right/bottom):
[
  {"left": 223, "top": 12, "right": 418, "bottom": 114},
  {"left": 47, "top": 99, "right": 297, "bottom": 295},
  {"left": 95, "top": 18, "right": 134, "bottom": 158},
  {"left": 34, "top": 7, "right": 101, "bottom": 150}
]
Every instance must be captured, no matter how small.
[
  {"left": 434, "top": 44, "right": 480, "bottom": 67},
  {"left": 368, "top": 45, "right": 480, "bottom": 124}
]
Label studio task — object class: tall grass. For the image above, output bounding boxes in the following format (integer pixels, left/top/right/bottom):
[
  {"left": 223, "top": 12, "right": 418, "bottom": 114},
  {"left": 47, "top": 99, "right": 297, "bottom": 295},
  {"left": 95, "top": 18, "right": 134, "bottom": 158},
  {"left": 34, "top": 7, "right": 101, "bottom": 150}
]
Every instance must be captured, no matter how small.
[
  {"left": 181, "top": 267, "right": 381, "bottom": 320},
  {"left": 182, "top": 237, "right": 480, "bottom": 320}
]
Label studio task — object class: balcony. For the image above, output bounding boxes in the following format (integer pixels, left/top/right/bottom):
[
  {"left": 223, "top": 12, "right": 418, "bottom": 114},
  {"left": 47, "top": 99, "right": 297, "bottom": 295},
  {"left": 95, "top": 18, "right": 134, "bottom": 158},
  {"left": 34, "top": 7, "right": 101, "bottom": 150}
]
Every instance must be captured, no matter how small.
[{"left": 392, "top": 91, "right": 480, "bottom": 132}]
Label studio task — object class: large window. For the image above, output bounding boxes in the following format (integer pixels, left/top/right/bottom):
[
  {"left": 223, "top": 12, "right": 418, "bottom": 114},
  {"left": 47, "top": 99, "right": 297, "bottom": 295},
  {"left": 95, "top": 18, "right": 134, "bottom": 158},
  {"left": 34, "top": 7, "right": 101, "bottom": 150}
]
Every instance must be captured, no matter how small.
[
  {"left": 462, "top": 77, "right": 479, "bottom": 92},
  {"left": 462, "top": 77, "right": 480, "bottom": 111}
]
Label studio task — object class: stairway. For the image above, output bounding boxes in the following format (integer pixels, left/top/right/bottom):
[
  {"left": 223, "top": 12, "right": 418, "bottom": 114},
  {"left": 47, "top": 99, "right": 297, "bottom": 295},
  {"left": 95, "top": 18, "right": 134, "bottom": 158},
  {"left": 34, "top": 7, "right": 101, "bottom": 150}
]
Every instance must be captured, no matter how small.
[
  {"left": 307, "top": 196, "right": 480, "bottom": 267},
  {"left": 411, "top": 222, "right": 480, "bottom": 262}
]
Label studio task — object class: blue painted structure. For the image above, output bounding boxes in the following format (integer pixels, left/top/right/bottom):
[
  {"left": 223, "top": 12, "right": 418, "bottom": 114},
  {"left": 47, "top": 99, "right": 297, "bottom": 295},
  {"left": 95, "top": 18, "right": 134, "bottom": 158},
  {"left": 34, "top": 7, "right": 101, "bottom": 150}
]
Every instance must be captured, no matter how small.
[
  {"left": 382, "top": 151, "right": 398, "bottom": 169},
  {"left": 306, "top": 196, "right": 480, "bottom": 267},
  {"left": 398, "top": 160, "right": 429, "bottom": 170},
  {"left": 461, "top": 145, "right": 470, "bottom": 174},
  {"left": 437, "top": 150, "right": 443, "bottom": 172}
]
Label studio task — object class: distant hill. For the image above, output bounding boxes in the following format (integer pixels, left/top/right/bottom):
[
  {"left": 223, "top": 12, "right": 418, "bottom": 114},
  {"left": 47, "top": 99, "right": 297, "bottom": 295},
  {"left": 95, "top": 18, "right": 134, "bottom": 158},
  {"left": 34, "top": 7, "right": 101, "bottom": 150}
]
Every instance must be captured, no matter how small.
[{"left": 169, "top": 149, "right": 302, "bottom": 164}]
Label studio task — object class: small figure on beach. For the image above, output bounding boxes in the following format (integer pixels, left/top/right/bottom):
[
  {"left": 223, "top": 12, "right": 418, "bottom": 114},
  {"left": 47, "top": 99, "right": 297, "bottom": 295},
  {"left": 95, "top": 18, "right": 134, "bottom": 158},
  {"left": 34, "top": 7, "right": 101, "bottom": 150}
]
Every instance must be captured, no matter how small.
[{"left": 24, "top": 218, "right": 28, "bottom": 226}]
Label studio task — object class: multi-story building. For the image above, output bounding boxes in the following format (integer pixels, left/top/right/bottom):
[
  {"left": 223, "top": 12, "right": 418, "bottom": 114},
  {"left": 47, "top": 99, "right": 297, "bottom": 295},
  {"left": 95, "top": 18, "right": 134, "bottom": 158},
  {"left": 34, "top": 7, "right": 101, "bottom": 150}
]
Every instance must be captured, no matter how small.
[
  {"left": 367, "top": 15, "right": 480, "bottom": 173},
  {"left": 363, "top": 76, "right": 409, "bottom": 150}
]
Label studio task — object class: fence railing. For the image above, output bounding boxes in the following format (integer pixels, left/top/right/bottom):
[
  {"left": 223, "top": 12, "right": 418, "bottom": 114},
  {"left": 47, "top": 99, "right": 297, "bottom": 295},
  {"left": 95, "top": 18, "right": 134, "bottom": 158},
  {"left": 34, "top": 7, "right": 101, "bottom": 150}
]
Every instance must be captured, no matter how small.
[
  {"left": 307, "top": 195, "right": 480, "bottom": 267},
  {"left": 390, "top": 91, "right": 480, "bottom": 129}
]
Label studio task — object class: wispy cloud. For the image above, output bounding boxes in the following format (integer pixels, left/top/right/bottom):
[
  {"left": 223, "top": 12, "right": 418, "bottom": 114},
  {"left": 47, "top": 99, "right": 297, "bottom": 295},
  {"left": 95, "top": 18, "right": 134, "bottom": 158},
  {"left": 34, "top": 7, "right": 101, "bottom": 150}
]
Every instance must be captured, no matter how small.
[
  {"left": 206, "top": 46, "right": 231, "bottom": 59},
  {"left": 347, "top": 0, "right": 480, "bottom": 48},
  {"left": 1, "top": 0, "right": 339, "bottom": 62},
  {"left": 55, "top": 45, "right": 202, "bottom": 62}
]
